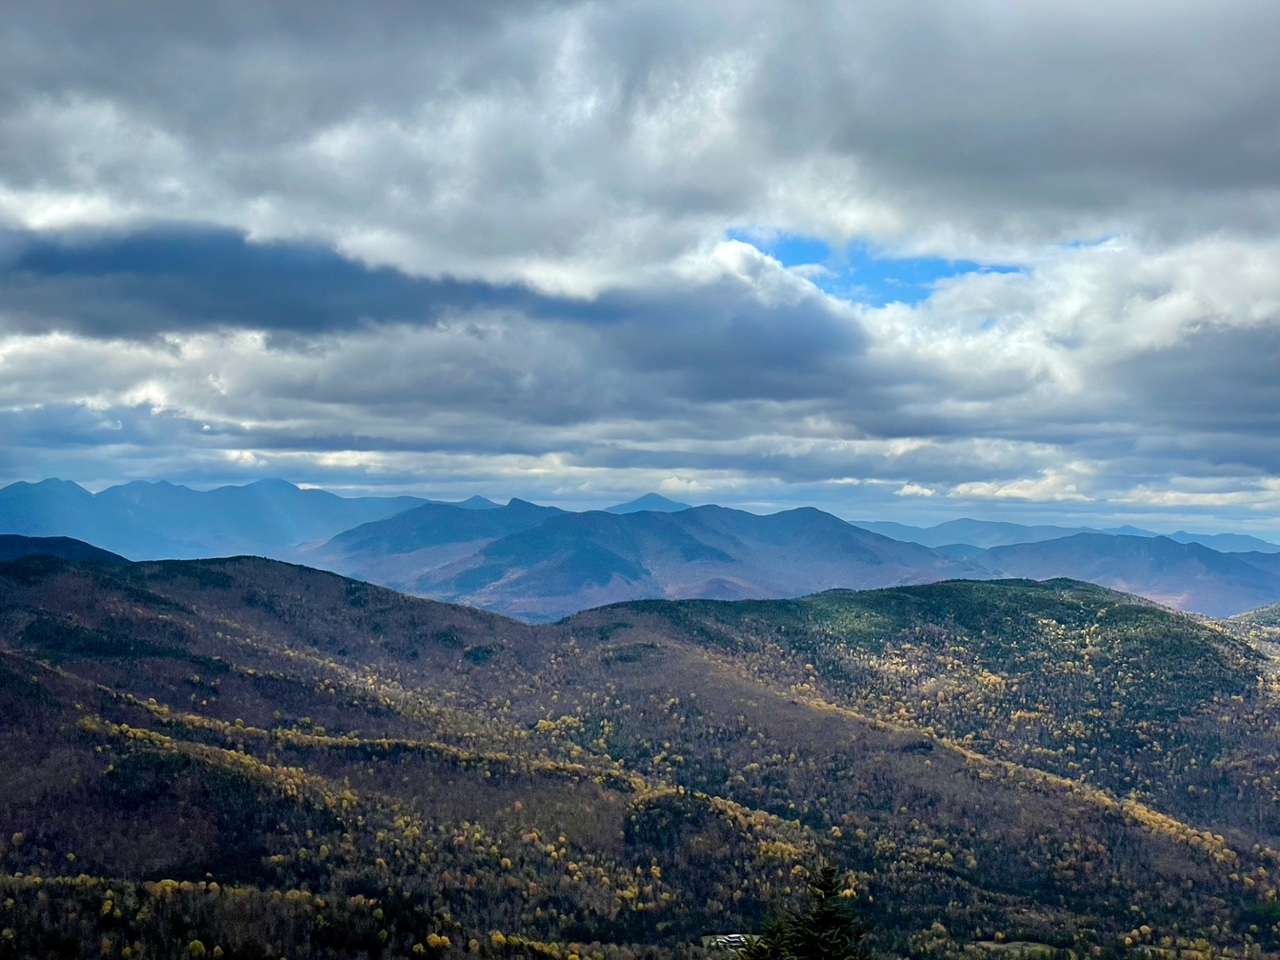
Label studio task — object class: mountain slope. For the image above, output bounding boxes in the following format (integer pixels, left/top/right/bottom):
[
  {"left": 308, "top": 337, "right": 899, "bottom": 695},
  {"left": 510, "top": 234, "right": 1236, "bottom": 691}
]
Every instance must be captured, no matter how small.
[
  {"left": 2, "top": 555, "right": 1278, "bottom": 956},
  {"left": 0, "top": 479, "right": 105, "bottom": 542},
  {"left": 981, "top": 533, "right": 1280, "bottom": 616},
  {"left": 323, "top": 497, "right": 563, "bottom": 556},
  {"left": 1170, "top": 530, "right": 1280, "bottom": 554},
  {"left": 413, "top": 505, "right": 988, "bottom": 620},
  {"left": 307, "top": 498, "right": 566, "bottom": 588},
  {"left": 852, "top": 517, "right": 1123, "bottom": 549},
  {"left": 855, "top": 516, "right": 1280, "bottom": 554},
  {"left": 0, "top": 478, "right": 426, "bottom": 559},
  {"left": 1233, "top": 601, "right": 1280, "bottom": 629},
  {"left": 1236, "top": 551, "right": 1280, "bottom": 579},
  {"left": 593, "top": 578, "right": 1279, "bottom": 844}
]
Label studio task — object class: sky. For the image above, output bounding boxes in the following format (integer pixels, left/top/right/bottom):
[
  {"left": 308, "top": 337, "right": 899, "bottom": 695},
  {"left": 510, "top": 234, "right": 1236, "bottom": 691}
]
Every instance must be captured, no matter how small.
[{"left": 2, "top": 1, "right": 1280, "bottom": 533}]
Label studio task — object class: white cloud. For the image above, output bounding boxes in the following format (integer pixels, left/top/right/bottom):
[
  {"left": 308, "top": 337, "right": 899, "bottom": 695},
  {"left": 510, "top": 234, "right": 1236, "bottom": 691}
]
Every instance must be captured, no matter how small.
[
  {"left": 896, "top": 483, "right": 936, "bottom": 498},
  {"left": 950, "top": 465, "right": 1096, "bottom": 503},
  {"left": 1116, "top": 479, "right": 1280, "bottom": 511}
]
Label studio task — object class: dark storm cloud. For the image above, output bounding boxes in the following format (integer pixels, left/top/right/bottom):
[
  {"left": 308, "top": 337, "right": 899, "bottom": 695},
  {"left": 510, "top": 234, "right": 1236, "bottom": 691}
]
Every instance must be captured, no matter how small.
[
  {"left": 0, "top": 225, "right": 574, "bottom": 338},
  {"left": 1103, "top": 324, "right": 1280, "bottom": 474},
  {"left": 0, "top": 224, "right": 868, "bottom": 415}
]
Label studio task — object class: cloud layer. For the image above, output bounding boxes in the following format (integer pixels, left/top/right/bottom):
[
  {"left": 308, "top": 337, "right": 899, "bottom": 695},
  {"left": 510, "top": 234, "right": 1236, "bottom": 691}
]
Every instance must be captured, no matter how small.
[{"left": 1, "top": 1, "right": 1278, "bottom": 531}]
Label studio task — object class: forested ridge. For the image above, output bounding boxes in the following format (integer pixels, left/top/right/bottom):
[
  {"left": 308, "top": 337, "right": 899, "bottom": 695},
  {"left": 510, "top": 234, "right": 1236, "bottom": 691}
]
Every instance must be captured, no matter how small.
[{"left": 2, "top": 554, "right": 1278, "bottom": 959}]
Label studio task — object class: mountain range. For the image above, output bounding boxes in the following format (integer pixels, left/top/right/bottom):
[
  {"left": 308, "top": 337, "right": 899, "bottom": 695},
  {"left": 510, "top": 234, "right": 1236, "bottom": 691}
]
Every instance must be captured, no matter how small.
[
  {"left": 2, "top": 538, "right": 1278, "bottom": 956},
  {"left": 312, "top": 497, "right": 1280, "bottom": 619},
  {"left": 854, "top": 516, "right": 1280, "bottom": 553},
  {"left": 0, "top": 478, "right": 428, "bottom": 559},
  {"left": 5, "top": 477, "right": 1280, "bottom": 619},
  {"left": 392, "top": 503, "right": 987, "bottom": 621}
]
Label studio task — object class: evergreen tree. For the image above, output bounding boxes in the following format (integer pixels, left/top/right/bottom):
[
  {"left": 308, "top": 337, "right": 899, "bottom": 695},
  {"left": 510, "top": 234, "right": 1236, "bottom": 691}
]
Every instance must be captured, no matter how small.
[{"left": 737, "top": 865, "right": 870, "bottom": 960}]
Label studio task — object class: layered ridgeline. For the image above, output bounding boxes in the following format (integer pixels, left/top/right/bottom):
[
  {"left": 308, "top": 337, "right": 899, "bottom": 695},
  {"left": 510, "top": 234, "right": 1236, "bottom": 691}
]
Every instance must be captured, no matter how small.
[
  {"left": 0, "top": 478, "right": 430, "bottom": 559},
  {"left": 312, "top": 504, "right": 1280, "bottom": 620},
  {"left": 6, "top": 478, "right": 1280, "bottom": 619},
  {"left": 854, "top": 518, "right": 1280, "bottom": 554},
  {"left": 2, "top": 539, "right": 1279, "bottom": 958},
  {"left": 976, "top": 534, "right": 1280, "bottom": 617},
  {"left": 309, "top": 503, "right": 988, "bottom": 621}
]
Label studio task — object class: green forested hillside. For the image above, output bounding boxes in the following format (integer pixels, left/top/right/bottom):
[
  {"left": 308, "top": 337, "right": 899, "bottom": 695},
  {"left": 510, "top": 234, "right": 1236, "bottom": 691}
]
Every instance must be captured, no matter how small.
[
  {"left": 1, "top": 557, "right": 1278, "bottom": 959},
  {"left": 1233, "top": 603, "right": 1280, "bottom": 631},
  {"left": 595, "top": 580, "right": 1280, "bottom": 842}
]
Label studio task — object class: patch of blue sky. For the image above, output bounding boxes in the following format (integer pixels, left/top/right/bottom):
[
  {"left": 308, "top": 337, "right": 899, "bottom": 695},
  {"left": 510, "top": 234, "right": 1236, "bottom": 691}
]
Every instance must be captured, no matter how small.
[{"left": 728, "top": 228, "right": 1023, "bottom": 306}]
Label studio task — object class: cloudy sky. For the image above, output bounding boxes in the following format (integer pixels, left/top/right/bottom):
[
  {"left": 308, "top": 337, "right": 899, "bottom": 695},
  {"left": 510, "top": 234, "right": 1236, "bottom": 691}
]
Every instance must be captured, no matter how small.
[{"left": 2, "top": 1, "right": 1279, "bottom": 532}]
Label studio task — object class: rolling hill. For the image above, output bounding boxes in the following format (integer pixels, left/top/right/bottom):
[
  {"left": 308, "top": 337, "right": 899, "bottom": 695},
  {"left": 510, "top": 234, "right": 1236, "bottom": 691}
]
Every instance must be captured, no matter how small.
[
  {"left": 0, "top": 533, "right": 128, "bottom": 565},
  {"left": 1, "top": 545, "right": 1278, "bottom": 957}
]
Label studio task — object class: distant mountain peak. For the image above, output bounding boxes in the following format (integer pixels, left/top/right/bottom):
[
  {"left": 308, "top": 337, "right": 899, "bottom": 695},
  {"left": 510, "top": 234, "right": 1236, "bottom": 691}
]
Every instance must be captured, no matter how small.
[
  {"left": 110, "top": 478, "right": 184, "bottom": 494},
  {"left": 605, "top": 492, "right": 692, "bottom": 514},
  {"left": 244, "top": 477, "right": 300, "bottom": 490},
  {"left": 27, "top": 478, "right": 90, "bottom": 492},
  {"left": 456, "top": 495, "right": 500, "bottom": 510}
]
